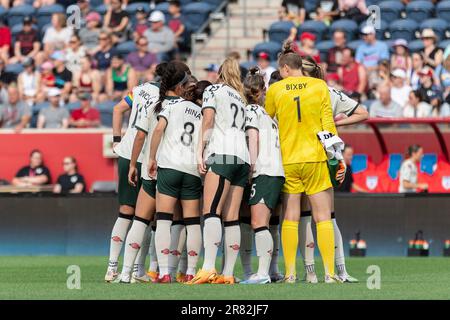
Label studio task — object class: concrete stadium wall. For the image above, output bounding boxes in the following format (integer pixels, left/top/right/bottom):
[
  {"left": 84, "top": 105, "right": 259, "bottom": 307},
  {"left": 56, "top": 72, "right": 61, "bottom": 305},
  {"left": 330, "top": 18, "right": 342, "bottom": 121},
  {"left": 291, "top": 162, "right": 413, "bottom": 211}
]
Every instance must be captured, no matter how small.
[{"left": 1, "top": 194, "right": 449, "bottom": 256}]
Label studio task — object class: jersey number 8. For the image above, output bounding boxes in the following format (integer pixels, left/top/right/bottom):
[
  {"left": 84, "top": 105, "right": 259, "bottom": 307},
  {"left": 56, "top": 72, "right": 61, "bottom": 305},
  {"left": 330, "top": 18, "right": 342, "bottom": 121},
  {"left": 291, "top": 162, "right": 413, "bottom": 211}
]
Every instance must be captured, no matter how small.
[{"left": 181, "top": 122, "right": 194, "bottom": 146}]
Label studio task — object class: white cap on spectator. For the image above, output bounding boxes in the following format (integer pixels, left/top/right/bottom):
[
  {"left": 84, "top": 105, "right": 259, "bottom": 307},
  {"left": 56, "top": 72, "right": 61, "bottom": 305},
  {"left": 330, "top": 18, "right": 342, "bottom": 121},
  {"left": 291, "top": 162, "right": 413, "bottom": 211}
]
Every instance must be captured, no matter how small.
[
  {"left": 391, "top": 68, "right": 406, "bottom": 79},
  {"left": 149, "top": 10, "right": 165, "bottom": 23},
  {"left": 361, "top": 25, "right": 376, "bottom": 35},
  {"left": 47, "top": 87, "right": 61, "bottom": 97}
]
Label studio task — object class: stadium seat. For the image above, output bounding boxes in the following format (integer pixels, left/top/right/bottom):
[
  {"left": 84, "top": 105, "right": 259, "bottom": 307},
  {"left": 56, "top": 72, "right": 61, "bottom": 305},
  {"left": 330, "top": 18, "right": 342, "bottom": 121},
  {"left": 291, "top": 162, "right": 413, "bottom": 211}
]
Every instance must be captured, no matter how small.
[
  {"left": 66, "top": 101, "right": 81, "bottom": 112},
  {"left": 116, "top": 41, "right": 136, "bottom": 55},
  {"left": 94, "top": 4, "right": 108, "bottom": 15},
  {"left": 36, "top": 4, "right": 64, "bottom": 30},
  {"left": 360, "top": 20, "right": 388, "bottom": 40},
  {"left": 203, "top": 0, "right": 225, "bottom": 10},
  {"left": 352, "top": 154, "right": 369, "bottom": 174},
  {"left": 378, "top": 1, "right": 404, "bottom": 22},
  {"left": 4, "top": 63, "right": 24, "bottom": 75},
  {"left": 252, "top": 41, "right": 282, "bottom": 61},
  {"left": 182, "top": 2, "right": 212, "bottom": 32},
  {"left": 352, "top": 155, "right": 381, "bottom": 192},
  {"left": 387, "top": 154, "right": 403, "bottom": 180},
  {"left": 436, "top": 1, "right": 450, "bottom": 22},
  {"left": 439, "top": 39, "right": 450, "bottom": 50},
  {"left": 420, "top": 153, "right": 438, "bottom": 176},
  {"left": 98, "top": 101, "right": 116, "bottom": 127},
  {"left": 406, "top": 1, "right": 434, "bottom": 23},
  {"left": 125, "top": 2, "right": 151, "bottom": 15},
  {"left": 0, "top": 6, "right": 7, "bottom": 22},
  {"left": 347, "top": 40, "right": 364, "bottom": 51},
  {"left": 297, "top": 20, "right": 328, "bottom": 42},
  {"left": 407, "top": 39, "right": 425, "bottom": 53},
  {"left": 316, "top": 40, "right": 334, "bottom": 62},
  {"left": 330, "top": 19, "right": 358, "bottom": 41},
  {"left": 90, "top": 0, "right": 103, "bottom": 7},
  {"left": 304, "top": 0, "right": 317, "bottom": 13},
  {"left": 7, "top": 4, "right": 35, "bottom": 27},
  {"left": 90, "top": 181, "right": 117, "bottom": 193},
  {"left": 388, "top": 19, "right": 419, "bottom": 41},
  {"left": 268, "top": 21, "right": 295, "bottom": 44},
  {"left": 420, "top": 19, "right": 448, "bottom": 41}
]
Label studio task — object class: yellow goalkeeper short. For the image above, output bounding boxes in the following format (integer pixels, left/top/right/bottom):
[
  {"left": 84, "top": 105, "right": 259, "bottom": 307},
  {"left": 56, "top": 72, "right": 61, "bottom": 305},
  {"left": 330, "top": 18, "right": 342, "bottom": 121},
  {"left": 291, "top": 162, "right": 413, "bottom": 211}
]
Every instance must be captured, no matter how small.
[{"left": 282, "top": 161, "right": 332, "bottom": 195}]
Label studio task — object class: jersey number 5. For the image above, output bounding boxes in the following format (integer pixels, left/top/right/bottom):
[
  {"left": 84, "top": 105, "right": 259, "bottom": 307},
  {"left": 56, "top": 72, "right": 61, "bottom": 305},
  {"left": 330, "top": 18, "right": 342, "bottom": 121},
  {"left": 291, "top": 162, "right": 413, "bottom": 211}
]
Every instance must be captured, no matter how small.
[{"left": 294, "top": 96, "right": 301, "bottom": 122}]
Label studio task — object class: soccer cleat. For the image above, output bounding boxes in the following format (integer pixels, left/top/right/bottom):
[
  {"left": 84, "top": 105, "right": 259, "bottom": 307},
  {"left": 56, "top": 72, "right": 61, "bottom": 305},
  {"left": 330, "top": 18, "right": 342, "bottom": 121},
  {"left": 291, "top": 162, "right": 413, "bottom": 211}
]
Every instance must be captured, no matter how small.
[
  {"left": 304, "top": 272, "right": 319, "bottom": 284},
  {"left": 131, "top": 273, "right": 151, "bottom": 283},
  {"left": 118, "top": 273, "right": 131, "bottom": 284},
  {"left": 147, "top": 271, "right": 159, "bottom": 282},
  {"left": 240, "top": 274, "right": 271, "bottom": 284},
  {"left": 211, "top": 275, "right": 235, "bottom": 284},
  {"left": 176, "top": 272, "right": 186, "bottom": 283},
  {"left": 184, "top": 274, "right": 195, "bottom": 282},
  {"left": 270, "top": 272, "right": 285, "bottom": 283},
  {"left": 155, "top": 274, "right": 172, "bottom": 284},
  {"left": 185, "top": 269, "right": 217, "bottom": 285},
  {"left": 104, "top": 269, "right": 118, "bottom": 283},
  {"left": 325, "top": 274, "right": 343, "bottom": 284},
  {"left": 339, "top": 273, "right": 359, "bottom": 283},
  {"left": 284, "top": 275, "right": 297, "bottom": 284}
]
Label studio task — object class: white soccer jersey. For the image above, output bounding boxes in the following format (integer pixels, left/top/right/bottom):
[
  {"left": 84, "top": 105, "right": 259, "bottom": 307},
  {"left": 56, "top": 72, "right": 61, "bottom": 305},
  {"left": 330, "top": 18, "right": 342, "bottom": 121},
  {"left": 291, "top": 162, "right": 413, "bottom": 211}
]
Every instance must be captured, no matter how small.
[
  {"left": 113, "top": 82, "right": 159, "bottom": 163},
  {"left": 328, "top": 87, "right": 359, "bottom": 117},
  {"left": 399, "top": 158, "right": 418, "bottom": 193},
  {"left": 202, "top": 84, "right": 250, "bottom": 164},
  {"left": 245, "top": 104, "right": 284, "bottom": 178},
  {"left": 156, "top": 97, "right": 202, "bottom": 177}
]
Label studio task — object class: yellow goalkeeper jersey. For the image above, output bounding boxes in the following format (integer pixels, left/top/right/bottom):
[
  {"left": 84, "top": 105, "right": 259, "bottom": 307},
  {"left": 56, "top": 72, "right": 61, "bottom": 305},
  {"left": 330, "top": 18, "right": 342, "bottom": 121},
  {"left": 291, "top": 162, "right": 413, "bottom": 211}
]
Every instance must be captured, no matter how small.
[{"left": 265, "top": 76, "right": 337, "bottom": 165}]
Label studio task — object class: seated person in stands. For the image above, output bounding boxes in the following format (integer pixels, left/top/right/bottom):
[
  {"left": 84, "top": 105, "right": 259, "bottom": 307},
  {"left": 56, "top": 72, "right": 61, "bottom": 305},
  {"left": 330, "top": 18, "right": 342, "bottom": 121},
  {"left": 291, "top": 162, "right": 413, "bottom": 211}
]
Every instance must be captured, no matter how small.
[
  {"left": 10, "top": 16, "right": 40, "bottom": 64},
  {"left": 312, "top": 0, "right": 339, "bottom": 25},
  {"left": 37, "top": 88, "right": 70, "bottom": 129},
  {"left": 103, "top": 0, "right": 129, "bottom": 44},
  {"left": 105, "top": 53, "right": 137, "bottom": 101},
  {"left": 399, "top": 144, "right": 428, "bottom": 193},
  {"left": 281, "top": 0, "right": 305, "bottom": 25},
  {"left": 417, "top": 67, "right": 445, "bottom": 116},
  {"left": 168, "top": 1, "right": 185, "bottom": 45},
  {"left": 79, "top": 11, "right": 102, "bottom": 55},
  {"left": 326, "top": 29, "right": 347, "bottom": 74},
  {"left": 12, "top": 149, "right": 51, "bottom": 187},
  {"left": 53, "top": 156, "right": 85, "bottom": 194},
  {"left": 369, "top": 84, "right": 402, "bottom": 118},
  {"left": 335, "top": 145, "right": 367, "bottom": 193},
  {"left": 144, "top": 11, "right": 175, "bottom": 62},
  {"left": 69, "top": 92, "right": 100, "bottom": 128},
  {"left": 126, "top": 36, "right": 158, "bottom": 83},
  {"left": 42, "top": 13, "right": 73, "bottom": 57},
  {"left": 403, "top": 90, "right": 432, "bottom": 118},
  {"left": 0, "top": 17, "right": 11, "bottom": 62},
  {"left": 17, "top": 58, "right": 40, "bottom": 106},
  {"left": 338, "top": 0, "right": 369, "bottom": 24},
  {"left": 51, "top": 51, "right": 73, "bottom": 103},
  {"left": 71, "top": 56, "right": 102, "bottom": 103},
  {"left": 337, "top": 47, "right": 367, "bottom": 98},
  {"left": 256, "top": 52, "right": 276, "bottom": 89},
  {"left": 132, "top": 6, "right": 150, "bottom": 40},
  {"left": 0, "top": 85, "right": 31, "bottom": 132}
]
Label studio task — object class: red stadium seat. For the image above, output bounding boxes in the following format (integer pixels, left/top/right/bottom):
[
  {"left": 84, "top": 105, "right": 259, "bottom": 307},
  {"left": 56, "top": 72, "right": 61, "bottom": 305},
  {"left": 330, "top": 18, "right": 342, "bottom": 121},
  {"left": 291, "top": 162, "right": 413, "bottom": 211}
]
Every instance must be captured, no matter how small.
[{"left": 352, "top": 155, "right": 381, "bottom": 192}]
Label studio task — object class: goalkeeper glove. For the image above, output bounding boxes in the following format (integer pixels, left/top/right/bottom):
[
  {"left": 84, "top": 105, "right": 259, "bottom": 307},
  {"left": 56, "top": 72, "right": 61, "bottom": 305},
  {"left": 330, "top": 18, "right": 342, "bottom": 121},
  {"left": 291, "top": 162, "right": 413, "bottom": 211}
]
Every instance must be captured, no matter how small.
[{"left": 336, "top": 160, "right": 346, "bottom": 184}]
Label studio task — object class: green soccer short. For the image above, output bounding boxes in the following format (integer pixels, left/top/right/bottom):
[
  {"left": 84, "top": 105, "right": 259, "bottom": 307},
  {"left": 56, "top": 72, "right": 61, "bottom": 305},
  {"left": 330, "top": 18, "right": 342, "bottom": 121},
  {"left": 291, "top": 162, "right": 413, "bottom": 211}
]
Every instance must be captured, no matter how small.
[
  {"left": 117, "top": 157, "right": 142, "bottom": 206},
  {"left": 142, "top": 178, "right": 157, "bottom": 199},
  {"left": 206, "top": 154, "right": 250, "bottom": 188},
  {"left": 156, "top": 167, "right": 202, "bottom": 200},
  {"left": 246, "top": 175, "right": 285, "bottom": 210}
]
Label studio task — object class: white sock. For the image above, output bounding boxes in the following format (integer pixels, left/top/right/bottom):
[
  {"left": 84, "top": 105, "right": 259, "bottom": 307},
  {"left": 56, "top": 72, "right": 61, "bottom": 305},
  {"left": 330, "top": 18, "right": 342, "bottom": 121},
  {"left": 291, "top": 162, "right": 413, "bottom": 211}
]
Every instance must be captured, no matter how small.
[
  {"left": 299, "top": 214, "right": 316, "bottom": 274},
  {"left": 134, "top": 225, "right": 151, "bottom": 277},
  {"left": 155, "top": 214, "right": 173, "bottom": 276},
  {"left": 108, "top": 214, "right": 133, "bottom": 270},
  {"left": 269, "top": 224, "right": 280, "bottom": 275},
  {"left": 186, "top": 220, "right": 202, "bottom": 276},
  {"left": 333, "top": 217, "right": 347, "bottom": 276},
  {"left": 148, "top": 226, "right": 158, "bottom": 273},
  {"left": 168, "top": 222, "right": 186, "bottom": 277},
  {"left": 122, "top": 218, "right": 149, "bottom": 277},
  {"left": 222, "top": 221, "right": 241, "bottom": 277},
  {"left": 240, "top": 222, "right": 253, "bottom": 277},
  {"left": 255, "top": 227, "right": 273, "bottom": 277},
  {"left": 202, "top": 214, "right": 222, "bottom": 271},
  {"left": 178, "top": 247, "right": 188, "bottom": 274}
]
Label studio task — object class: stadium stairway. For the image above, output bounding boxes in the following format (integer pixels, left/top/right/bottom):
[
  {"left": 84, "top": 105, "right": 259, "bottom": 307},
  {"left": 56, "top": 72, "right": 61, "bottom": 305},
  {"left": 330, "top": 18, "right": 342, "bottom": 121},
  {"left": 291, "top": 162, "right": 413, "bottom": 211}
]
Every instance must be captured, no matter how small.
[{"left": 187, "top": 0, "right": 279, "bottom": 77}]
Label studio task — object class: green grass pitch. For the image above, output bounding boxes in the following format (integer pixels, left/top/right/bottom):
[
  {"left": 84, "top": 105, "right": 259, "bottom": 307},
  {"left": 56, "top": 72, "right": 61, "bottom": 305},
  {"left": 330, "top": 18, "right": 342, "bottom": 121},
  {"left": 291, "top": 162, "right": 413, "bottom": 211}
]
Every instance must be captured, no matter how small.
[{"left": 1, "top": 256, "right": 450, "bottom": 300}]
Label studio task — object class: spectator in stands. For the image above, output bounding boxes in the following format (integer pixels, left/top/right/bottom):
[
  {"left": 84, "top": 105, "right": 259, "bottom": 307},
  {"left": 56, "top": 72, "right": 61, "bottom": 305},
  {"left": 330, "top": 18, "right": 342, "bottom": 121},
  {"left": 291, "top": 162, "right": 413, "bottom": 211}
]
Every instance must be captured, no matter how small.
[
  {"left": 11, "top": 16, "right": 40, "bottom": 64},
  {"left": 369, "top": 84, "right": 402, "bottom": 118},
  {"left": 420, "top": 29, "right": 443, "bottom": 70},
  {"left": 277, "top": 6, "right": 298, "bottom": 41},
  {"left": 368, "top": 59, "right": 390, "bottom": 98},
  {"left": 77, "top": 0, "right": 91, "bottom": 27},
  {"left": 105, "top": 53, "right": 137, "bottom": 101},
  {"left": 79, "top": 11, "right": 102, "bottom": 55},
  {"left": 0, "top": 18, "right": 11, "bottom": 62},
  {"left": 390, "top": 39, "right": 411, "bottom": 73},
  {"left": 227, "top": 51, "right": 248, "bottom": 81},
  {"left": 37, "top": 61, "right": 55, "bottom": 101},
  {"left": 409, "top": 53, "right": 425, "bottom": 90},
  {"left": 256, "top": 52, "right": 276, "bottom": 89},
  {"left": 399, "top": 144, "right": 428, "bottom": 193},
  {"left": 51, "top": 51, "right": 73, "bottom": 103},
  {"left": 390, "top": 69, "right": 412, "bottom": 109},
  {"left": 338, "top": 0, "right": 368, "bottom": 23},
  {"left": 203, "top": 63, "right": 219, "bottom": 83},
  {"left": 293, "top": 32, "right": 320, "bottom": 63},
  {"left": 133, "top": 6, "right": 150, "bottom": 40},
  {"left": 53, "top": 156, "right": 85, "bottom": 194},
  {"left": 418, "top": 67, "right": 442, "bottom": 108},
  {"left": 168, "top": 1, "right": 185, "bottom": 45},
  {"left": 335, "top": 145, "right": 367, "bottom": 193},
  {"left": 281, "top": 0, "right": 305, "bottom": 25},
  {"left": 12, "top": 149, "right": 51, "bottom": 187},
  {"left": 65, "top": 34, "right": 86, "bottom": 74},
  {"left": 312, "top": 0, "right": 339, "bottom": 25},
  {"left": 337, "top": 47, "right": 367, "bottom": 98},
  {"left": 17, "top": 58, "right": 40, "bottom": 106},
  {"left": 403, "top": 90, "right": 432, "bottom": 118},
  {"left": 69, "top": 92, "right": 101, "bottom": 128},
  {"left": 144, "top": 10, "right": 176, "bottom": 62},
  {"left": 93, "top": 31, "right": 116, "bottom": 72},
  {"left": 356, "top": 25, "right": 389, "bottom": 73},
  {"left": 436, "top": 53, "right": 450, "bottom": 103},
  {"left": 0, "top": 85, "right": 31, "bottom": 132},
  {"left": 42, "top": 13, "right": 73, "bottom": 55},
  {"left": 326, "top": 29, "right": 347, "bottom": 74},
  {"left": 37, "top": 88, "right": 69, "bottom": 129},
  {"left": 72, "top": 56, "right": 102, "bottom": 103},
  {"left": 103, "top": 0, "right": 130, "bottom": 44},
  {"left": 126, "top": 36, "right": 158, "bottom": 83},
  {"left": 33, "top": 0, "right": 55, "bottom": 8}
]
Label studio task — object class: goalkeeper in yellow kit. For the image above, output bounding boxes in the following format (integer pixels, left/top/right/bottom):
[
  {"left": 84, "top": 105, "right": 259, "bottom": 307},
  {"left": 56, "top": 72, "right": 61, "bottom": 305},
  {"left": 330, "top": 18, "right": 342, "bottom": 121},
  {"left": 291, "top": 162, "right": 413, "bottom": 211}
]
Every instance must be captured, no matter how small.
[{"left": 265, "top": 42, "right": 346, "bottom": 283}]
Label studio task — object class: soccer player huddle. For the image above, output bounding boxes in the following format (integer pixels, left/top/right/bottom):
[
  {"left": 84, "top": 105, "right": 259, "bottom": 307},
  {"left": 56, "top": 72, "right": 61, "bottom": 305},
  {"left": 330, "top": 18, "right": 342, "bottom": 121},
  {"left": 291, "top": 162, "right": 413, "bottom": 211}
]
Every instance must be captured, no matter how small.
[{"left": 105, "top": 40, "right": 369, "bottom": 285}]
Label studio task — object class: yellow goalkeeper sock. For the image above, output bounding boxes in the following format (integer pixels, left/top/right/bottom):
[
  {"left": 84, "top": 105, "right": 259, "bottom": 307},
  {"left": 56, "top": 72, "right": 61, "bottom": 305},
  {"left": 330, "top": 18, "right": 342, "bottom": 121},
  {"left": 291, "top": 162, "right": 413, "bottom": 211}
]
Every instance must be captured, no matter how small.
[
  {"left": 316, "top": 220, "right": 336, "bottom": 276},
  {"left": 281, "top": 220, "right": 299, "bottom": 278}
]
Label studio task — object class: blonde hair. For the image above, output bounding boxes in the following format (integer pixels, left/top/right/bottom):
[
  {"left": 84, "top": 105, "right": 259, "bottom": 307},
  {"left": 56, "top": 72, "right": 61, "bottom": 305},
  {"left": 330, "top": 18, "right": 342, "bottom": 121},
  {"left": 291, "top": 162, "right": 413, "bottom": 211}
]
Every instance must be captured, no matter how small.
[{"left": 218, "top": 58, "right": 246, "bottom": 102}]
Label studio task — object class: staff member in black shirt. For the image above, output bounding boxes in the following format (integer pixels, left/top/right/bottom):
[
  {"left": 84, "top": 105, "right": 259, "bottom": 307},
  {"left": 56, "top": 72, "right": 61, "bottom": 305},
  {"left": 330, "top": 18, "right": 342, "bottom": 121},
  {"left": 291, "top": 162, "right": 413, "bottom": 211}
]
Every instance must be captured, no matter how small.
[
  {"left": 335, "top": 145, "right": 367, "bottom": 193},
  {"left": 12, "top": 149, "right": 51, "bottom": 187},
  {"left": 53, "top": 156, "right": 85, "bottom": 194}
]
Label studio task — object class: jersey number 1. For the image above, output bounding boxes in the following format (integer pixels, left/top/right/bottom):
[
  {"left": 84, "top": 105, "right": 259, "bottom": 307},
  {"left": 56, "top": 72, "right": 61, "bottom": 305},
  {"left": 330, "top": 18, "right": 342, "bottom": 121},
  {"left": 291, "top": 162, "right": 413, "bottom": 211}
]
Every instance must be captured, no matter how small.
[{"left": 294, "top": 96, "right": 301, "bottom": 122}]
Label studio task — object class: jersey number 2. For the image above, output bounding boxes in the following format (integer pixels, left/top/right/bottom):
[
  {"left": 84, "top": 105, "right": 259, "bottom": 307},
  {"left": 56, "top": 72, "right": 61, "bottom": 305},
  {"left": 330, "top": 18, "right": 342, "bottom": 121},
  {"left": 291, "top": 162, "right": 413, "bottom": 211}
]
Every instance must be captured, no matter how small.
[
  {"left": 294, "top": 96, "right": 301, "bottom": 122},
  {"left": 230, "top": 103, "right": 245, "bottom": 131}
]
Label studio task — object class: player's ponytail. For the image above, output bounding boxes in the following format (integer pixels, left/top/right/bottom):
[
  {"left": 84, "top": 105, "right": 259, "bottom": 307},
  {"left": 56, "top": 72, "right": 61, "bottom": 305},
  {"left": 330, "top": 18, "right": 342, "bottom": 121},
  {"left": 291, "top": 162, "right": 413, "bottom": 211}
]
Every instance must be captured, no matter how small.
[
  {"left": 244, "top": 67, "right": 265, "bottom": 105},
  {"left": 154, "top": 62, "right": 169, "bottom": 82},
  {"left": 301, "top": 55, "right": 325, "bottom": 80},
  {"left": 192, "top": 80, "right": 212, "bottom": 106},
  {"left": 218, "top": 57, "right": 246, "bottom": 103},
  {"left": 154, "top": 63, "right": 189, "bottom": 114},
  {"left": 278, "top": 40, "right": 302, "bottom": 70}
]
